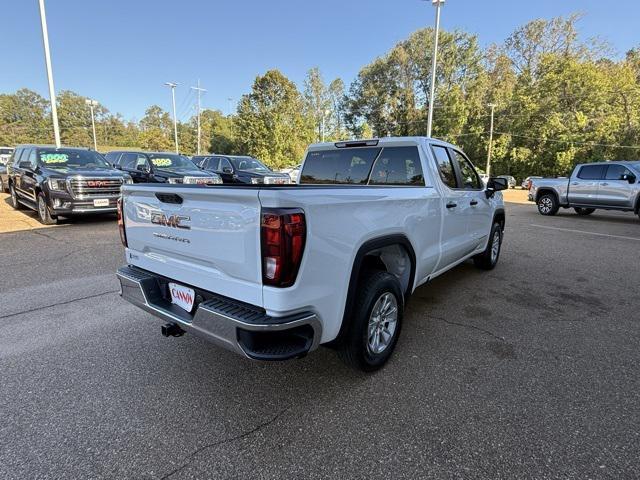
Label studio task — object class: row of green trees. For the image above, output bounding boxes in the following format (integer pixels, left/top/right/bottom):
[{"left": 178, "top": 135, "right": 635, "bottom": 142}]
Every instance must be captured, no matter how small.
[{"left": 1, "top": 14, "right": 639, "bottom": 177}]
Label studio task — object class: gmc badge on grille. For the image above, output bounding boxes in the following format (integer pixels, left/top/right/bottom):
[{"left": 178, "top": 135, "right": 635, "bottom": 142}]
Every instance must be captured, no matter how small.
[
  {"left": 151, "top": 213, "right": 191, "bottom": 230},
  {"left": 86, "top": 180, "right": 108, "bottom": 188}
]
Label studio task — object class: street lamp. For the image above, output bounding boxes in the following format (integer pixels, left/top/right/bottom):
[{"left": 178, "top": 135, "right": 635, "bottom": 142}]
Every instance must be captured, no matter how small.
[
  {"left": 164, "top": 82, "right": 179, "bottom": 153},
  {"left": 425, "top": 0, "right": 444, "bottom": 138},
  {"left": 38, "top": 0, "right": 61, "bottom": 148},
  {"left": 85, "top": 99, "right": 98, "bottom": 150}
]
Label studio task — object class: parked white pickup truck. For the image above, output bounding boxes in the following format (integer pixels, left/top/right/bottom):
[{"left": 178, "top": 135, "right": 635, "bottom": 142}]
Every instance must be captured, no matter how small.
[{"left": 116, "top": 137, "right": 508, "bottom": 371}]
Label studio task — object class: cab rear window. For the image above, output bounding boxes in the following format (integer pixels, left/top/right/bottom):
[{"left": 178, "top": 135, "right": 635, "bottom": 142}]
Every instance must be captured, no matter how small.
[{"left": 300, "top": 146, "right": 424, "bottom": 186}]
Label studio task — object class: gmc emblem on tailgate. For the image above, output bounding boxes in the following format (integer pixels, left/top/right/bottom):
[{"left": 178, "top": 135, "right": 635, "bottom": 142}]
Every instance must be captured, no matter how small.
[{"left": 151, "top": 213, "right": 191, "bottom": 230}]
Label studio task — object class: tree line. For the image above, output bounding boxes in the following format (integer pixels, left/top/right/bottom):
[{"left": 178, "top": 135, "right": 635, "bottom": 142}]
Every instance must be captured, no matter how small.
[{"left": 1, "top": 14, "right": 639, "bottom": 177}]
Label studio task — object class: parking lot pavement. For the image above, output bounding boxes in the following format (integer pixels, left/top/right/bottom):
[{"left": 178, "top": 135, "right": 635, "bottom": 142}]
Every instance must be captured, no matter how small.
[
  {"left": 0, "top": 193, "right": 61, "bottom": 233},
  {"left": 1, "top": 201, "right": 639, "bottom": 479}
]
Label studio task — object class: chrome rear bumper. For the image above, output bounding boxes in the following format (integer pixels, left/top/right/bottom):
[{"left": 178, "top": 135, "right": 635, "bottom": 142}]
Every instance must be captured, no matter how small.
[{"left": 116, "top": 265, "right": 322, "bottom": 360}]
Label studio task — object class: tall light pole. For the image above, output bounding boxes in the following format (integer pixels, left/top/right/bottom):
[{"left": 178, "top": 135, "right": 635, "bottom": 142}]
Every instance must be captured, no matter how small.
[
  {"left": 191, "top": 80, "right": 207, "bottom": 155},
  {"left": 486, "top": 103, "right": 496, "bottom": 177},
  {"left": 85, "top": 99, "right": 98, "bottom": 150},
  {"left": 426, "top": 0, "right": 444, "bottom": 138},
  {"left": 38, "top": 0, "right": 61, "bottom": 148},
  {"left": 164, "top": 82, "right": 179, "bottom": 153}
]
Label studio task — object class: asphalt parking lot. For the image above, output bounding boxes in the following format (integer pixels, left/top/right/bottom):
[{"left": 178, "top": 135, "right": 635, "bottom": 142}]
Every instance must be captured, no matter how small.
[{"left": 1, "top": 195, "right": 639, "bottom": 479}]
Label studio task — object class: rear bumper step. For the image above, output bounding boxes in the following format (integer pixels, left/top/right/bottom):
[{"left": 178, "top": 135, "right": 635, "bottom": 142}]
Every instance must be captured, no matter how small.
[{"left": 116, "top": 265, "right": 321, "bottom": 360}]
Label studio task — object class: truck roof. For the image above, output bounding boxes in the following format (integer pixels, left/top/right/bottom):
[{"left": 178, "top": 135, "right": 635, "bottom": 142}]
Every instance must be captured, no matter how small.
[
  {"left": 576, "top": 160, "right": 640, "bottom": 167},
  {"left": 14, "top": 144, "right": 91, "bottom": 151},
  {"left": 307, "top": 136, "right": 458, "bottom": 152}
]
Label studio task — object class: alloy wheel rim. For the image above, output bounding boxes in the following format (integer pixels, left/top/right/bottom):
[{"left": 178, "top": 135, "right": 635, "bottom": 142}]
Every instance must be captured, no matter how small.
[
  {"left": 367, "top": 292, "right": 398, "bottom": 355},
  {"left": 540, "top": 197, "right": 552, "bottom": 213},
  {"left": 491, "top": 230, "right": 501, "bottom": 263},
  {"left": 38, "top": 197, "right": 46, "bottom": 220}
]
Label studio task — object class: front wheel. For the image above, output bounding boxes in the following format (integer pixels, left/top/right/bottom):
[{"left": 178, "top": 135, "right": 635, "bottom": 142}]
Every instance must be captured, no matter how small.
[
  {"left": 338, "top": 271, "right": 404, "bottom": 372},
  {"left": 537, "top": 193, "right": 559, "bottom": 216},
  {"left": 37, "top": 193, "right": 57, "bottom": 225},
  {"left": 574, "top": 207, "right": 595, "bottom": 216},
  {"left": 10, "top": 184, "right": 24, "bottom": 210},
  {"left": 473, "top": 222, "right": 503, "bottom": 270}
]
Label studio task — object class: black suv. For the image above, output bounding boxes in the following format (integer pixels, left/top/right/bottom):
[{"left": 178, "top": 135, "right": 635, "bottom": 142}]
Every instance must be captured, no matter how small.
[
  {"left": 192, "top": 155, "right": 290, "bottom": 184},
  {"left": 7, "top": 145, "right": 132, "bottom": 225},
  {"left": 106, "top": 151, "right": 221, "bottom": 184}
]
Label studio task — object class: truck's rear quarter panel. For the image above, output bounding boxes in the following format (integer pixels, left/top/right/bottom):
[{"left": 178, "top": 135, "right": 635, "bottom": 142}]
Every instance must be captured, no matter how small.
[{"left": 258, "top": 186, "right": 442, "bottom": 342}]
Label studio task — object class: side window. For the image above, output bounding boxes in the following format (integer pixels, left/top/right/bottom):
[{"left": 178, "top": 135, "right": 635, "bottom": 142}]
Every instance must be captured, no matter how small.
[
  {"left": 207, "top": 157, "right": 219, "bottom": 171},
  {"left": 368, "top": 146, "right": 424, "bottom": 186},
  {"left": 450, "top": 149, "right": 481, "bottom": 189},
  {"left": 431, "top": 145, "right": 457, "bottom": 189},
  {"left": 577, "top": 165, "right": 605, "bottom": 180},
  {"left": 105, "top": 152, "right": 120, "bottom": 165},
  {"left": 605, "top": 164, "right": 632, "bottom": 181},
  {"left": 135, "top": 154, "right": 149, "bottom": 169},
  {"left": 219, "top": 158, "right": 233, "bottom": 172},
  {"left": 28, "top": 149, "right": 37, "bottom": 168},
  {"left": 12, "top": 148, "right": 23, "bottom": 166},
  {"left": 119, "top": 153, "right": 138, "bottom": 170}
]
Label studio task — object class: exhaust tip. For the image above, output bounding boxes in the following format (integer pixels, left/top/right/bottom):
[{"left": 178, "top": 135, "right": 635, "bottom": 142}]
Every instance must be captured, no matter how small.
[{"left": 161, "top": 323, "right": 184, "bottom": 337}]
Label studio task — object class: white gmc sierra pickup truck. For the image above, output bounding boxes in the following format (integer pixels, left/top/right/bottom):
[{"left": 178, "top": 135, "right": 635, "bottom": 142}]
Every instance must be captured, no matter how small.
[{"left": 116, "top": 137, "right": 508, "bottom": 371}]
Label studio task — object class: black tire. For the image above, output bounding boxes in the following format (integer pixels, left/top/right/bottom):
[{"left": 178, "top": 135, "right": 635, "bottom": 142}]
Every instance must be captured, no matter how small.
[
  {"left": 537, "top": 193, "right": 559, "bottom": 216},
  {"left": 338, "top": 271, "right": 404, "bottom": 372},
  {"left": 9, "top": 184, "right": 24, "bottom": 210},
  {"left": 37, "top": 193, "right": 57, "bottom": 225},
  {"left": 474, "top": 222, "right": 503, "bottom": 270},
  {"left": 0, "top": 177, "right": 4, "bottom": 193},
  {"left": 574, "top": 207, "right": 595, "bottom": 216}
]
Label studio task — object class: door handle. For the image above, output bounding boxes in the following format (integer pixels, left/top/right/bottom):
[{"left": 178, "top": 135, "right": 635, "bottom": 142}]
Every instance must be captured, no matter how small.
[
  {"left": 571, "top": 182, "right": 579, "bottom": 185},
  {"left": 470, "top": 199, "right": 478, "bottom": 206},
  {"left": 446, "top": 202, "right": 457, "bottom": 209},
  {"left": 601, "top": 182, "right": 608, "bottom": 186}
]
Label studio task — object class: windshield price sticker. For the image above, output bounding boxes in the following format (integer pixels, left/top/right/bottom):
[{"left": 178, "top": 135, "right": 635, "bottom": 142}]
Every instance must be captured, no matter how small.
[
  {"left": 151, "top": 158, "right": 172, "bottom": 167},
  {"left": 41, "top": 153, "right": 69, "bottom": 164}
]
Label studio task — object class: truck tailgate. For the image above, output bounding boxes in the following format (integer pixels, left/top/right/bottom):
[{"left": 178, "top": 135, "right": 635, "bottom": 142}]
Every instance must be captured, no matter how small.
[{"left": 121, "top": 185, "right": 263, "bottom": 307}]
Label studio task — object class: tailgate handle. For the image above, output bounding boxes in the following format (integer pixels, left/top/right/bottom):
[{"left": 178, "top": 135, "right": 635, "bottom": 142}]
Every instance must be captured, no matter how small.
[{"left": 156, "top": 193, "right": 183, "bottom": 204}]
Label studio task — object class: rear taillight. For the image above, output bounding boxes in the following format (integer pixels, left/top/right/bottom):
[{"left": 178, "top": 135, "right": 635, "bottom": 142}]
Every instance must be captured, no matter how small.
[
  {"left": 117, "top": 197, "right": 128, "bottom": 248},
  {"left": 261, "top": 208, "right": 306, "bottom": 288}
]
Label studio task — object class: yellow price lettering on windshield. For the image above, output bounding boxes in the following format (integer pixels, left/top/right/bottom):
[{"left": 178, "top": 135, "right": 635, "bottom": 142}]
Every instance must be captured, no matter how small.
[
  {"left": 41, "top": 153, "right": 69, "bottom": 164},
  {"left": 151, "top": 158, "right": 172, "bottom": 167}
]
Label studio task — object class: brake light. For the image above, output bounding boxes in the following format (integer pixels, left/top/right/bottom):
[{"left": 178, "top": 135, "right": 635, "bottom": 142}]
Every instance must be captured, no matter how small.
[
  {"left": 117, "top": 197, "right": 128, "bottom": 248},
  {"left": 261, "top": 208, "right": 306, "bottom": 287}
]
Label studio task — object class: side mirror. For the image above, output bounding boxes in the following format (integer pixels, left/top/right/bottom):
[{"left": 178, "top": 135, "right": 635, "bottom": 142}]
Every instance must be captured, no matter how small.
[
  {"left": 222, "top": 167, "right": 233, "bottom": 174},
  {"left": 622, "top": 173, "right": 636, "bottom": 184},
  {"left": 137, "top": 164, "right": 150, "bottom": 173},
  {"left": 19, "top": 161, "right": 32, "bottom": 169},
  {"left": 485, "top": 177, "right": 509, "bottom": 198}
]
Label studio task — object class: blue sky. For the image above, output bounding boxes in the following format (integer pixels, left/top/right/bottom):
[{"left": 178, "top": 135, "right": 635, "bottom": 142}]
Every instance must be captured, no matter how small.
[{"left": 1, "top": 0, "right": 638, "bottom": 121}]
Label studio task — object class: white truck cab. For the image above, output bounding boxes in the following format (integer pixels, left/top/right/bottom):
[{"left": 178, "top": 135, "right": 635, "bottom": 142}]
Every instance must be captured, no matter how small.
[{"left": 116, "top": 137, "right": 508, "bottom": 371}]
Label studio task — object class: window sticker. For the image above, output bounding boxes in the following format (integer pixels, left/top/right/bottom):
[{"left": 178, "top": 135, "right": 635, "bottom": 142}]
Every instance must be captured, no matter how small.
[
  {"left": 40, "top": 153, "right": 69, "bottom": 164},
  {"left": 150, "top": 158, "right": 172, "bottom": 167}
]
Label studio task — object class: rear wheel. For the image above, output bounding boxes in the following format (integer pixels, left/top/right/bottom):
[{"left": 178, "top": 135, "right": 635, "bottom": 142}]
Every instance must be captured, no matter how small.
[
  {"left": 9, "top": 184, "right": 23, "bottom": 210},
  {"left": 37, "top": 193, "right": 57, "bottom": 225},
  {"left": 574, "top": 207, "right": 595, "bottom": 216},
  {"left": 537, "top": 193, "right": 559, "bottom": 216},
  {"left": 338, "top": 271, "right": 404, "bottom": 372}
]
